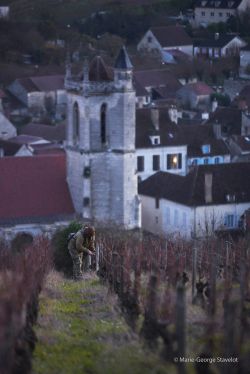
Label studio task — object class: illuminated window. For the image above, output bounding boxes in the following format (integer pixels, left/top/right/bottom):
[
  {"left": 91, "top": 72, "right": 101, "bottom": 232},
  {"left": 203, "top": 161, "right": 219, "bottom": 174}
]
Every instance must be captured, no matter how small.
[{"left": 167, "top": 153, "right": 182, "bottom": 170}]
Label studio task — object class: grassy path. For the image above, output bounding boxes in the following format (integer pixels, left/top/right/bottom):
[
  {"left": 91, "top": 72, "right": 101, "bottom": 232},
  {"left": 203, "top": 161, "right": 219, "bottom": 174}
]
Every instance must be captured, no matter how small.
[{"left": 32, "top": 271, "right": 175, "bottom": 374}]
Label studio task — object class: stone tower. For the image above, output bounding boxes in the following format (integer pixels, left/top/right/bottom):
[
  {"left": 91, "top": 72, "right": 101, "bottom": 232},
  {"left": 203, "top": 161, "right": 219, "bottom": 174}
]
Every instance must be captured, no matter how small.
[{"left": 65, "top": 47, "right": 141, "bottom": 229}]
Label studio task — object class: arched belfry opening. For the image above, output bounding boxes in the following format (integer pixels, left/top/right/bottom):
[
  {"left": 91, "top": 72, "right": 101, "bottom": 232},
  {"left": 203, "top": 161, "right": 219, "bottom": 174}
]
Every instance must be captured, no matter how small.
[
  {"left": 100, "top": 103, "right": 107, "bottom": 145},
  {"left": 73, "top": 102, "right": 80, "bottom": 144}
]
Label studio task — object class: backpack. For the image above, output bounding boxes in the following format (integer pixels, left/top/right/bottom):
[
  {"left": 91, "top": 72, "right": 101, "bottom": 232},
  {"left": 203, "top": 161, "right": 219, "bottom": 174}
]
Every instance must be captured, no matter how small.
[{"left": 67, "top": 232, "right": 76, "bottom": 244}]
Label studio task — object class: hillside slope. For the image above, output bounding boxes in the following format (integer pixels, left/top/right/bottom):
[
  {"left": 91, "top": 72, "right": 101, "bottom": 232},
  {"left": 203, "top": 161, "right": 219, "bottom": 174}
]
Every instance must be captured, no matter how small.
[{"left": 32, "top": 270, "right": 175, "bottom": 374}]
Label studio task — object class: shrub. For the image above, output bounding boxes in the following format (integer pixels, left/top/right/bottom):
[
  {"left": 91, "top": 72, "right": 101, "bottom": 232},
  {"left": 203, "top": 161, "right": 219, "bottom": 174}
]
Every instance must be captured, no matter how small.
[
  {"left": 11, "top": 232, "right": 34, "bottom": 254},
  {"left": 51, "top": 221, "right": 81, "bottom": 276}
]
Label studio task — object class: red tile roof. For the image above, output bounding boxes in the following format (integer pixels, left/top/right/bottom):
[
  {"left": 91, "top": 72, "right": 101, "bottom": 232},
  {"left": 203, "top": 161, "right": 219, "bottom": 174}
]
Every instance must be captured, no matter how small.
[{"left": 0, "top": 154, "right": 74, "bottom": 222}]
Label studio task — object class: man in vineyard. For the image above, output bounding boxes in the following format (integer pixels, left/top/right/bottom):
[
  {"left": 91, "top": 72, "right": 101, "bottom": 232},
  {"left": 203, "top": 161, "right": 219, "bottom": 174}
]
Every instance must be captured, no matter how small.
[{"left": 68, "top": 224, "right": 96, "bottom": 280}]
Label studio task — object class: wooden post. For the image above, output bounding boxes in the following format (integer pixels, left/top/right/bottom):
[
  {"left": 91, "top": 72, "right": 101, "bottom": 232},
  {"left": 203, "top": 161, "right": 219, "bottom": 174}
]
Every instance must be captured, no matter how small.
[
  {"left": 175, "top": 283, "right": 186, "bottom": 374},
  {"left": 192, "top": 244, "right": 197, "bottom": 302}
]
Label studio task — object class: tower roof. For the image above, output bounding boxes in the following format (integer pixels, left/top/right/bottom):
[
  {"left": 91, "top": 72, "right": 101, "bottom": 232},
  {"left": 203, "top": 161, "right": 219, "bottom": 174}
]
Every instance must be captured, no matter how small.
[
  {"left": 89, "top": 56, "right": 111, "bottom": 82},
  {"left": 114, "top": 46, "right": 133, "bottom": 70}
]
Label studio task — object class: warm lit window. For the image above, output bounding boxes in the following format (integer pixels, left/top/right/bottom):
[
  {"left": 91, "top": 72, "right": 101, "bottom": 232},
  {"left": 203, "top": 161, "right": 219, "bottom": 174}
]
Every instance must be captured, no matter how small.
[
  {"left": 167, "top": 154, "right": 182, "bottom": 170},
  {"left": 137, "top": 156, "right": 144, "bottom": 172},
  {"left": 153, "top": 155, "right": 160, "bottom": 171}
]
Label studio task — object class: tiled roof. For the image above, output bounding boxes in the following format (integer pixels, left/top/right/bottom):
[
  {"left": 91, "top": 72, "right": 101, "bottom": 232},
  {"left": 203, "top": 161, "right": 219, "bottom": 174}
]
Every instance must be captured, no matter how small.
[
  {"left": 0, "top": 154, "right": 74, "bottom": 222},
  {"left": 231, "top": 135, "right": 250, "bottom": 152},
  {"left": 195, "top": 0, "right": 242, "bottom": 9},
  {"left": 150, "top": 26, "right": 193, "bottom": 47},
  {"left": 194, "top": 35, "right": 241, "bottom": 48},
  {"left": 136, "top": 108, "right": 186, "bottom": 148},
  {"left": 8, "top": 134, "right": 48, "bottom": 145},
  {"left": 139, "top": 162, "right": 250, "bottom": 206},
  {"left": 207, "top": 107, "right": 242, "bottom": 135},
  {"left": 89, "top": 56, "right": 112, "bottom": 82},
  {"left": 135, "top": 109, "right": 229, "bottom": 156},
  {"left": 20, "top": 123, "right": 66, "bottom": 142},
  {"left": 181, "top": 124, "right": 230, "bottom": 157},
  {"left": 178, "top": 82, "right": 214, "bottom": 96},
  {"left": 134, "top": 69, "right": 182, "bottom": 90},
  {"left": 17, "top": 75, "right": 64, "bottom": 93}
]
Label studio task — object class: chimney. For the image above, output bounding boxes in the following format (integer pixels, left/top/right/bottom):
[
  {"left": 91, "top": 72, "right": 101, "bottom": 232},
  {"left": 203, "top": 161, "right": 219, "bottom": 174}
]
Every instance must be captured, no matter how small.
[
  {"left": 204, "top": 173, "right": 213, "bottom": 204},
  {"left": 213, "top": 121, "right": 221, "bottom": 139},
  {"left": 151, "top": 108, "right": 159, "bottom": 130},
  {"left": 212, "top": 97, "right": 218, "bottom": 112},
  {"left": 215, "top": 32, "right": 219, "bottom": 40}
]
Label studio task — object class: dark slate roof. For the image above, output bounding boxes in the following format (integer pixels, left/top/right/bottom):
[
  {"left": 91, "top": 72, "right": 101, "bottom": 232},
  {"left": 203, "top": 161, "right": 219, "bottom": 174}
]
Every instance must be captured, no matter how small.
[
  {"left": 134, "top": 69, "right": 182, "bottom": 90},
  {"left": 194, "top": 35, "right": 241, "bottom": 48},
  {"left": 150, "top": 26, "right": 193, "bottom": 47},
  {"left": 207, "top": 107, "right": 242, "bottom": 135},
  {"left": 136, "top": 108, "right": 186, "bottom": 148},
  {"left": 16, "top": 75, "right": 64, "bottom": 93},
  {"left": 138, "top": 162, "right": 250, "bottom": 206},
  {"left": 0, "top": 154, "right": 74, "bottom": 222},
  {"left": 181, "top": 124, "right": 230, "bottom": 157},
  {"left": 194, "top": 0, "right": 242, "bottom": 9},
  {"left": 89, "top": 56, "right": 112, "bottom": 82},
  {"left": 20, "top": 123, "right": 66, "bottom": 142},
  {"left": 114, "top": 46, "right": 133, "bottom": 69}
]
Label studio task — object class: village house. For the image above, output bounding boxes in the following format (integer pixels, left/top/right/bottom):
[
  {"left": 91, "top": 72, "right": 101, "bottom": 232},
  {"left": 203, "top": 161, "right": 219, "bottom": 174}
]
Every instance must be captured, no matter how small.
[
  {"left": 137, "top": 25, "right": 193, "bottom": 57},
  {"left": 207, "top": 106, "right": 249, "bottom": 136},
  {"left": 135, "top": 108, "right": 230, "bottom": 181},
  {"left": 136, "top": 108, "right": 187, "bottom": 181},
  {"left": 176, "top": 82, "right": 214, "bottom": 110},
  {"left": 194, "top": 0, "right": 250, "bottom": 27},
  {"left": 193, "top": 33, "right": 247, "bottom": 59},
  {"left": 226, "top": 134, "right": 250, "bottom": 161},
  {"left": 138, "top": 162, "right": 250, "bottom": 238},
  {"left": 7, "top": 75, "right": 66, "bottom": 120}
]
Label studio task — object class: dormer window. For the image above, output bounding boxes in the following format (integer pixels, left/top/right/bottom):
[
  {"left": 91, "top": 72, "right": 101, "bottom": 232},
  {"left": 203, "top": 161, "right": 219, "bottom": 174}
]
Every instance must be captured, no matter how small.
[
  {"left": 226, "top": 194, "right": 236, "bottom": 203},
  {"left": 202, "top": 144, "right": 211, "bottom": 154},
  {"left": 228, "top": 1, "right": 234, "bottom": 8},
  {"left": 150, "top": 136, "right": 160, "bottom": 145}
]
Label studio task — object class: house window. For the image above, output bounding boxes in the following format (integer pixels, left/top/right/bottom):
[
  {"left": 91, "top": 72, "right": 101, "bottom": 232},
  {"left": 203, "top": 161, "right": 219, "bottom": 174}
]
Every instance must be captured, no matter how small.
[
  {"left": 155, "top": 216, "right": 159, "bottom": 224},
  {"left": 182, "top": 212, "right": 187, "bottom": 228},
  {"left": 202, "top": 144, "right": 210, "bottom": 154},
  {"left": 201, "top": 11, "right": 205, "bottom": 16},
  {"left": 137, "top": 156, "right": 144, "bottom": 172},
  {"left": 219, "top": 12, "right": 222, "bottom": 16},
  {"left": 214, "top": 157, "right": 220, "bottom": 164},
  {"left": 153, "top": 155, "right": 160, "bottom": 171},
  {"left": 211, "top": 12, "right": 214, "bottom": 16},
  {"left": 100, "top": 103, "right": 107, "bottom": 144},
  {"left": 165, "top": 207, "right": 171, "bottom": 225},
  {"left": 226, "top": 12, "right": 231, "bottom": 17},
  {"left": 167, "top": 153, "right": 182, "bottom": 170},
  {"left": 204, "top": 158, "right": 209, "bottom": 165},
  {"left": 155, "top": 198, "right": 160, "bottom": 209},
  {"left": 147, "top": 36, "right": 152, "bottom": 43},
  {"left": 174, "top": 210, "right": 179, "bottom": 226},
  {"left": 192, "top": 159, "right": 198, "bottom": 165},
  {"left": 224, "top": 214, "right": 235, "bottom": 228}
]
